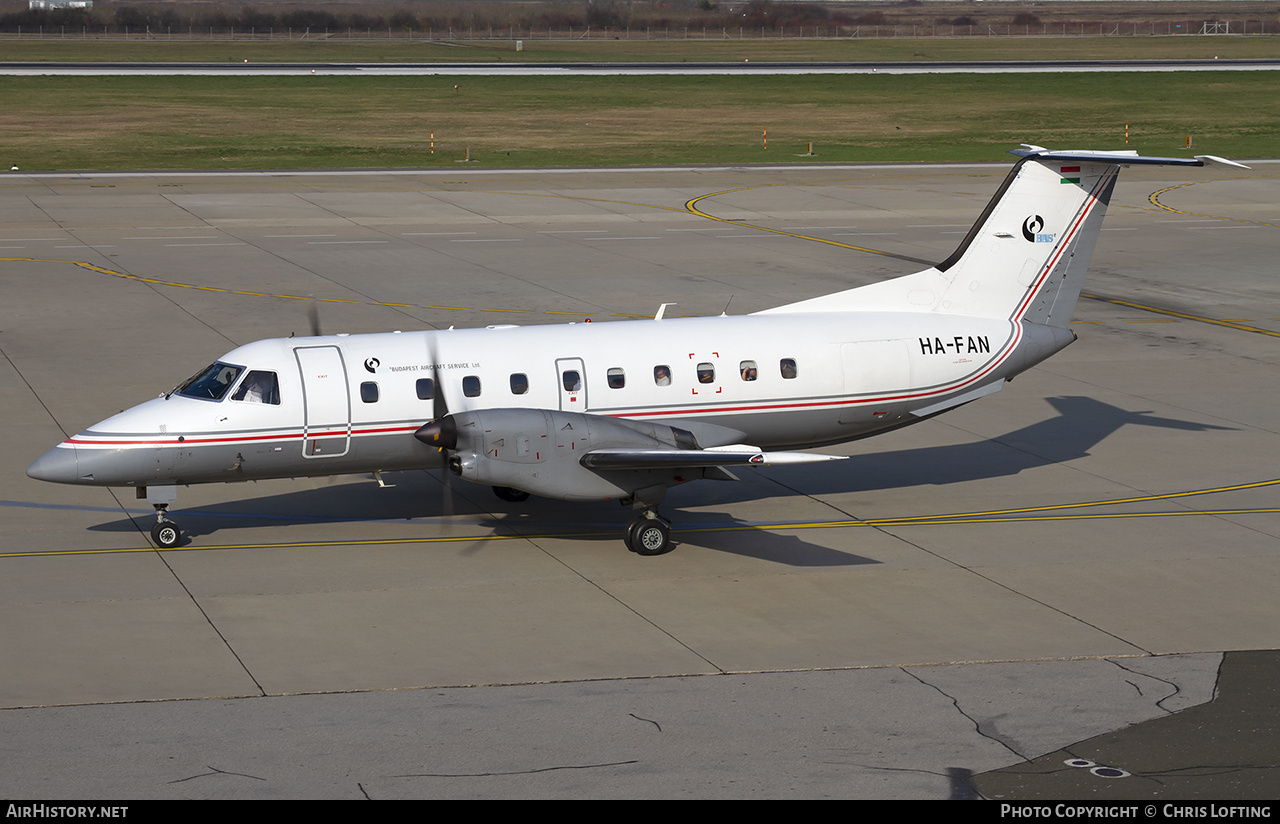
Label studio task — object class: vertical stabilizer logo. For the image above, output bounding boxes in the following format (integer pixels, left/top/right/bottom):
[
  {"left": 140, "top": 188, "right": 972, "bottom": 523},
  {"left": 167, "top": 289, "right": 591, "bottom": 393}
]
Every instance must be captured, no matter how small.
[{"left": 1022, "top": 215, "right": 1053, "bottom": 243}]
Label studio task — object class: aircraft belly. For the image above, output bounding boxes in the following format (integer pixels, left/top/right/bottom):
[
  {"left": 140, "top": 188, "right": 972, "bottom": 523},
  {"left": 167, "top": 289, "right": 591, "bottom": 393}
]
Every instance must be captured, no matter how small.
[{"left": 67, "top": 430, "right": 440, "bottom": 486}]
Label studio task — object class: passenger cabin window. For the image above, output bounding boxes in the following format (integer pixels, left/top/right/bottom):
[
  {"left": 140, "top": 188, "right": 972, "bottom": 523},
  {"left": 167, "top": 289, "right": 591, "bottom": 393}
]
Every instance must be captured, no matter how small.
[
  {"left": 360, "top": 382, "right": 379, "bottom": 403},
  {"left": 416, "top": 378, "right": 434, "bottom": 400},
  {"left": 177, "top": 362, "right": 243, "bottom": 401},
  {"left": 739, "top": 361, "right": 758, "bottom": 382},
  {"left": 230, "top": 370, "right": 280, "bottom": 405},
  {"left": 607, "top": 368, "right": 625, "bottom": 389},
  {"left": 463, "top": 376, "right": 482, "bottom": 397},
  {"left": 562, "top": 370, "right": 582, "bottom": 392},
  {"left": 510, "top": 373, "right": 529, "bottom": 395},
  {"left": 696, "top": 363, "right": 715, "bottom": 384},
  {"left": 654, "top": 365, "right": 672, "bottom": 386},
  {"left": 780, "top": 358, "right": 798, "bottom": 379}
]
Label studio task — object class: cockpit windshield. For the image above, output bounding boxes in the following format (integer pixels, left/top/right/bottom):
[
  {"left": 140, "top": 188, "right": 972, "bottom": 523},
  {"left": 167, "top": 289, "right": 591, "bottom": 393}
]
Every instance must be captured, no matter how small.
[{"left": 176, "top": 362, "right": 243, "bottom": 401}]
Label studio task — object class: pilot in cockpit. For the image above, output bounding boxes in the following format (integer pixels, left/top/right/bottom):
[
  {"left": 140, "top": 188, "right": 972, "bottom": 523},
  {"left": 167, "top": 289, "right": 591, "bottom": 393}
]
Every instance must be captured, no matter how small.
[{"left": 231, "top": 371, "right": 280, "bottom": 405}]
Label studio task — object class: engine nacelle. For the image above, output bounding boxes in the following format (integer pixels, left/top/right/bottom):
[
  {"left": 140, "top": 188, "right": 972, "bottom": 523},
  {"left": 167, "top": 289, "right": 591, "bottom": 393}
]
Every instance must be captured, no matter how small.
[{"left": 416, "top": 408, "right": 740, "bottom": 503}]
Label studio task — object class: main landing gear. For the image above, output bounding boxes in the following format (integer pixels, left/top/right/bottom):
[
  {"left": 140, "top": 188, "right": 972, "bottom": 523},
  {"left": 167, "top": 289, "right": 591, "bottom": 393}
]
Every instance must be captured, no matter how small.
[
  {"left": 491, "top": 486, "right": 674, "bottom": 556},
  {"left": 492, "top": 486, "right": 531, "bottom": 503},
  {"left": 625, "top": 511, "right": 673, "bottom": 556}
]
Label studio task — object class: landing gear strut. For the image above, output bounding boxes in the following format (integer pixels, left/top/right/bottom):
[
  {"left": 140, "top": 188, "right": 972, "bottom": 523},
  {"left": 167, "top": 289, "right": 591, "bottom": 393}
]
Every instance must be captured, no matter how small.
[
  {"left": 139, "top": 486, "right": 182, "bottom": 549},
  {"left": 625, "top": 511, "right": 672, "bottom": 556}
]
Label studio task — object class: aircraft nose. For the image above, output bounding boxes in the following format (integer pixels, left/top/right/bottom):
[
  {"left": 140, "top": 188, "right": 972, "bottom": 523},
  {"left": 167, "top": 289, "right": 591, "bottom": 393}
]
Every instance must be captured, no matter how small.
[{"left": 26, "top": 445, "right": 81, "bottom": 485}]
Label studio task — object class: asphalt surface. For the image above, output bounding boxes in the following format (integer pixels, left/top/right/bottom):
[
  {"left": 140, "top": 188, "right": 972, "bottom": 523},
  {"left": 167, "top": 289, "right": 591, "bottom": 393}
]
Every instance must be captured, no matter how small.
[{"left": 1, "top": 160, "right": 1277, "bottom": 798}]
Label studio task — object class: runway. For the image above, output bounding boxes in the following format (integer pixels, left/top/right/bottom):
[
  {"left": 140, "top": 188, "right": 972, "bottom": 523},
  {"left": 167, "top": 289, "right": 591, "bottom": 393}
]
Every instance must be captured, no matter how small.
[
  {"left": 1, "top": 160, "right": 1277, "bottom": 798},
  {"left": 3, "top": 58, "right": 1279, "bottom": 75}
]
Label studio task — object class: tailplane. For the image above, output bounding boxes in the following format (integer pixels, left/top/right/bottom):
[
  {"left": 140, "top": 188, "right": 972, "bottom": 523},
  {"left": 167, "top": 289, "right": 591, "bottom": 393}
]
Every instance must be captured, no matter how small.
[{"left": 760, "top": 147, "right": 1246, "bottom": 327}]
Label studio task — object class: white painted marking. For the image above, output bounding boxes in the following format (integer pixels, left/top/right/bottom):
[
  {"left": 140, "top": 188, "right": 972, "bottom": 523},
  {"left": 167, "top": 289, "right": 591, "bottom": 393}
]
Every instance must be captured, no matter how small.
[{"left": 11, "top": 159, "right": 1273, "bottom": 183}]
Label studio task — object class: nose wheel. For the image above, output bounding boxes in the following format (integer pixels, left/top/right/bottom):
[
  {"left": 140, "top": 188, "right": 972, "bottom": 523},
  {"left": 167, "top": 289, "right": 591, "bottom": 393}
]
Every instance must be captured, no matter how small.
[
  {"left": 625, "top": 513, "right": 672, "bottom": 556},
  {"left": 150, "top": 505, "right": 182, "bottom": 549}
]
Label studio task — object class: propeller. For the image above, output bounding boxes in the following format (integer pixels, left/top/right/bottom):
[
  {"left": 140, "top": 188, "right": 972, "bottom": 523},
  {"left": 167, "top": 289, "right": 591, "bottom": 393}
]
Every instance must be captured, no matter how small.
[
  {"left": 414, "top": 330, "right": 455, "bottom": 522},
  {"left": 307, "top": 304, "right": 323, "bottom": 337}
]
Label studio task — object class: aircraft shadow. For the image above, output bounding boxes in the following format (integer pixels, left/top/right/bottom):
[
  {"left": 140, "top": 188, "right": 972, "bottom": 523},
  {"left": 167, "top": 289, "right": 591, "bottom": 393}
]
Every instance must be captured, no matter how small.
[
  {"left": 696, "top": 396, "right": 1233, "bottom": 504},
  {"left": 87, "top": 396, "right": 1229, "bottom": 566}
]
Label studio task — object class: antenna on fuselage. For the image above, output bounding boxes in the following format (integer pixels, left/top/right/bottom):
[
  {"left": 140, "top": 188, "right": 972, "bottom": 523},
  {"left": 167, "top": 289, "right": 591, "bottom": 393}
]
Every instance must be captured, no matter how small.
[{"left": 655, "top": 303, "right": 677, "bottom": 320}]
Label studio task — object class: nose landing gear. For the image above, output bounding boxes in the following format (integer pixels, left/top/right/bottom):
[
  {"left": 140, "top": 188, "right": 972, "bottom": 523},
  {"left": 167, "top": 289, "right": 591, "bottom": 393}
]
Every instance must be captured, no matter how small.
[
  {"left": 139, "top": 486, "right": 183, "bottom": 549},
  {"left": 150, "top": 511, "right": 182, "bottom": 549}
]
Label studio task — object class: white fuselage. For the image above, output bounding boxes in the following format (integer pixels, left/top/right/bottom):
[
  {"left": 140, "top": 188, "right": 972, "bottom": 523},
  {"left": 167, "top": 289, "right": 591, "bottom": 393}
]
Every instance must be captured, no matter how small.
[{"left": 40, "top": 309, "right": 1060, "bottom": 489}]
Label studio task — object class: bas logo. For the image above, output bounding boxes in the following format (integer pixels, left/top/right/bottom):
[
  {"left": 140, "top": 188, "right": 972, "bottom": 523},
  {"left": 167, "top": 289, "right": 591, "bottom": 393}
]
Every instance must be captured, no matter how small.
[{"left": 1022, "top": 214, "right": 1054, "bottom": 244}]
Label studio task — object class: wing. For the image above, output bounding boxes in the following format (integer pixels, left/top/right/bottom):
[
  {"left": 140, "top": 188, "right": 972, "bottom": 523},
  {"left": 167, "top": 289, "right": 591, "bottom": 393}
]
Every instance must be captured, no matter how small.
[{"left": 580, "top": 445, "right": 846, "bottom": 470}]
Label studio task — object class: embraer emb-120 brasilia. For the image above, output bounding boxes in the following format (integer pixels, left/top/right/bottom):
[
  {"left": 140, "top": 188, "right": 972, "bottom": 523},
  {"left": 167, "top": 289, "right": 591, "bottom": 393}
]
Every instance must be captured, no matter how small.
[{"left": 27, "top": 146, "right": 1248, "bottom": 555}]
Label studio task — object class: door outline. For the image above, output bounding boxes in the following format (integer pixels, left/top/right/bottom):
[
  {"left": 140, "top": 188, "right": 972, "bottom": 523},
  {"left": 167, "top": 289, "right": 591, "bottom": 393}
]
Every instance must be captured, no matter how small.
[
  {"left": 556, "top": 357, "right": 587, "bottom": 411},
  {"left": 295, "top": 345, "right": 351, "bottom": 458}
]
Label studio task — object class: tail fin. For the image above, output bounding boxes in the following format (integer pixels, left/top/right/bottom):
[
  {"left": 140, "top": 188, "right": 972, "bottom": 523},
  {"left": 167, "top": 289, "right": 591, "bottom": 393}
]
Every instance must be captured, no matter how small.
[
  {"left": 932, "top": 150, "right": 1122, "bottom": 326},
  {"left": 760, "top": 148, "right": 1244, "bottom": 327}
]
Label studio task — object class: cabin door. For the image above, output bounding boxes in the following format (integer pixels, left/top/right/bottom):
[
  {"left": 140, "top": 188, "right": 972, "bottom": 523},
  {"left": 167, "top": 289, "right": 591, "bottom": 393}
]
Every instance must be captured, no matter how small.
[
  {"left": 295, "top": 345, "right": 352, "bottom": 458},
  {"left": 556, "top": 357, "right": 587, "bottom": 411}
]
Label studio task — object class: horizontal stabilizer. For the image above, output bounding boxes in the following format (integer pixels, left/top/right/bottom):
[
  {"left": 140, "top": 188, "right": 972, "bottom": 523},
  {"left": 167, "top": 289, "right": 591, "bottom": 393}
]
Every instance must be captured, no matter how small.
[
  {"left": 1010, "top": 147, "right": 1249, "bottom": 170},
  {"left": 1195, "top": 155, "right": 1251, "bottom": 169},
  {"left": 581, "top": 445, "right": 846, "bottom": 471}
]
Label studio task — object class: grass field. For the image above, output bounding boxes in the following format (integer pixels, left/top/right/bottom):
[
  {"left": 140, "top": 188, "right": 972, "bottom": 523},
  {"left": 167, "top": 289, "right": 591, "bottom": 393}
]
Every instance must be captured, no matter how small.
[
  {"left": 1, "top": 71, "right": 1274, "bottom": 171},
  {"left": 1, "top": 35, "right": 1279, "bottom": 63}
]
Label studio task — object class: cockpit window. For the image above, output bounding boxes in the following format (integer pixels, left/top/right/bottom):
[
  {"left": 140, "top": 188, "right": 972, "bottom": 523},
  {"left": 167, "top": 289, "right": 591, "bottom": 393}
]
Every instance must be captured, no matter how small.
[
  {"left": 231, "top": 370, "right": 280, "bottom": 405},
  {"left": 177, "top": 362, "right": 243, "bottom": 401}
]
